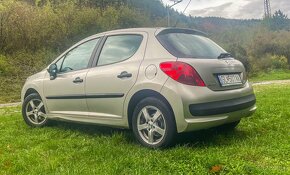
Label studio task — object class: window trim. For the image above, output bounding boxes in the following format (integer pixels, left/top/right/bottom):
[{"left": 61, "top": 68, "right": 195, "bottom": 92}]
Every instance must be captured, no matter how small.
[
  {"left": 92, "top": 34, "right": 144, "bottom": 67},
  {"left": 53, "top": 37, "right": 104, "bottom": 75}
]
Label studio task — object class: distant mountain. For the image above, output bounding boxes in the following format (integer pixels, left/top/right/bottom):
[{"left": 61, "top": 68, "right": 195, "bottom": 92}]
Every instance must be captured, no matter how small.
[{"left": 189, "top": 17, "right": 262, "bottom": 33}]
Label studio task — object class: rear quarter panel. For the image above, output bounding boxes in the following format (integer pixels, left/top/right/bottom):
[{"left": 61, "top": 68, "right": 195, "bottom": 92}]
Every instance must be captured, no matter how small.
[{"left": 123, "top": 29, "right": 177, "bottom": 124}]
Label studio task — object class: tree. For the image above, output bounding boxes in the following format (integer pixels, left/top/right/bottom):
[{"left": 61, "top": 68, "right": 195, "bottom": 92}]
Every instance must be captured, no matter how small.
[{"left": 271, "top": 10, "right": 289, "bottom": 31}]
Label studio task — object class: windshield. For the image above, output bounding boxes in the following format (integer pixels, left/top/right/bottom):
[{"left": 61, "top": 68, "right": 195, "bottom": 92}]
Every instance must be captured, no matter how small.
[{"left": 157, "top": 32, "right": 226, "bottom": 59}]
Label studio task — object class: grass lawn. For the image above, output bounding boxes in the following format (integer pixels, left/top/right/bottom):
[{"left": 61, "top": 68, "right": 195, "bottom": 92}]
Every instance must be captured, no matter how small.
[
  {"left": 249, "top": 69, "right": 290, "bottom": 82},
  {"left": 0, "top": 84, "right": 289, "bottom": 174}
]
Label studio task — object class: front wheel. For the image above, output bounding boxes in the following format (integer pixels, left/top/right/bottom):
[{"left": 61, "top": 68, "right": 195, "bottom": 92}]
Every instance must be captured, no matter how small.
[
  {"left": 132, "top": 97, "right": 176, "bottom": 149},
  {"left": 22, "top": 93, "right": 49, "bottom": 127}
]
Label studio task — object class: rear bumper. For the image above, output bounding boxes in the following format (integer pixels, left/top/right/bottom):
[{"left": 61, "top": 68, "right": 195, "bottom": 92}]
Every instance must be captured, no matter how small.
[
  {"left": 184, "top": 95, "right": 256, "bottom": 132},
  {"left": 184, "top": 104, "right": 256, "bottom": 132},
  {"left": 189, "top": 94, "right": 256, "bottom": 116}
]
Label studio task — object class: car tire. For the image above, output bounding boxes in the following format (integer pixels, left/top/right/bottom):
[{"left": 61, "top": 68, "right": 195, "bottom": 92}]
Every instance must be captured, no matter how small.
[
  {"left": 132, "top": 97, "right": 176, "bottom": 149},
  {"left": 22, "top": 93, "right": 50, "bottom": 127},
  {"left": 217, "top": 120, "right": 240, "bottom": 131}
]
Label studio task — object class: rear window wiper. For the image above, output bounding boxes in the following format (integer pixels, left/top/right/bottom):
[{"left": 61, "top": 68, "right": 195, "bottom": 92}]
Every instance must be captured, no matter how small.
[{"left": 218, "top": 53, "right": 233, "bottom": 59}]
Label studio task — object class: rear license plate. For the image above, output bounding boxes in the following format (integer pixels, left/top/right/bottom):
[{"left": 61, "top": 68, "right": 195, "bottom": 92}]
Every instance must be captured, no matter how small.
[{"left": 218, "top": 74, "right": 242, "bottom": 87}]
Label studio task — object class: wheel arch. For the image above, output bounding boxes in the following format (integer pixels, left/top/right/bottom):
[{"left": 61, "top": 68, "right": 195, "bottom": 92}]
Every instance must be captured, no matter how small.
[
  {"left": 127, "top": 89, "right": 175, "bottom": 129},
  {"left": 24, "top": 88, "right": 40, "bottom": 100}
]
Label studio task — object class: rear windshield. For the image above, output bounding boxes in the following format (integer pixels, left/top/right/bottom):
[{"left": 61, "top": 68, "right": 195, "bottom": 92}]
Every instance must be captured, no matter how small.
[{"left": 157, "top": 32, "right": 226, "bottom": 59}]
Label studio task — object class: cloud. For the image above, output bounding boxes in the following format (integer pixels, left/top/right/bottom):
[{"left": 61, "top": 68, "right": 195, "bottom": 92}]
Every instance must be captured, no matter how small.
[
  {"left": 234, "top": 0, "right": 290, "bottom": 19},
  {"left": 231, "top": 0, "right": 263, "bottom": 19},
  {"left": 180, "top": 0, "right": 290, "bottom": 19},
  {"left": 189, "top": 2, "right": 234, "bottom": 18}
]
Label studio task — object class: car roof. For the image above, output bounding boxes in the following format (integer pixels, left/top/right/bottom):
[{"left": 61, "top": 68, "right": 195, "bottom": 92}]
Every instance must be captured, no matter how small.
[
  {"left": 82, "top": 27, "right": 207, "bottom": 46},
  {"left": 91, "top": 27, "right": 206, "bottom": 37},
  {"left": 103, "top": 27, "right": 161, "bottom": 34}
]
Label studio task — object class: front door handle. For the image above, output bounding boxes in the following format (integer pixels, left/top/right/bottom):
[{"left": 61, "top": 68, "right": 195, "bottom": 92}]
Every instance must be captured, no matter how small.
[
  {"left": 117, "top": 71, "right": 132, "bottom": 79},
  {"left": 73, "top": 77, "right": 83, "bottom": 83}
]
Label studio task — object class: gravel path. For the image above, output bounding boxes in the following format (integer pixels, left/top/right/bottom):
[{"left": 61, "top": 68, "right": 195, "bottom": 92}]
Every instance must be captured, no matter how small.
[
  {"left": 0, "top": 79, "right": 289, "bottom": 108},
  {"left": 252, "top": 79, "right": 290, "bottom": 86},
  {"left": 0, "top": 102, "right": 21, "bottom": 108}
]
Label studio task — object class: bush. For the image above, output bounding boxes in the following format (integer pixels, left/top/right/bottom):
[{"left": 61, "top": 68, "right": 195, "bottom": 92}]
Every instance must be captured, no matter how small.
[
  {"left": 0, "top": 55, "right": 13, "bottom": 76},
  {"left": 248, "top": 29, "right": 290, "bottom": 66},
  {"left": 9, "top": 49, "right": 57, "bottom": 76},
  {"left": 249, "top": 54, "right": 288, "bottom": 76},
  {"left": 270, "top": 55, "right": 288, "bottom": 69}
]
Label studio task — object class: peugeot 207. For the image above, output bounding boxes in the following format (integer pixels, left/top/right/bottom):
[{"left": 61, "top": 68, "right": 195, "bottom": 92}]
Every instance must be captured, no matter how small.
[{"left": 21, "top": 28, "right": 256, "bottom": 148}]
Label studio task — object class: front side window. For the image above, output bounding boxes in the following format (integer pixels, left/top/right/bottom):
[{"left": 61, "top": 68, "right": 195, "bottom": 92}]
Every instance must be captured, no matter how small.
[
  {"left": 97, "top": 35, "right": 143, "bottom": 66},
  {"left": 60, "top": 38, "right": 99, "bottom": 73}
]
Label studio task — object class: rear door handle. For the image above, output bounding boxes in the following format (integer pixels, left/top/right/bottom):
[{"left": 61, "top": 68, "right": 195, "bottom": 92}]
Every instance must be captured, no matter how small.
[
  {"left": 73, "top": 77, "right": 83, "bottom": 83},
  {"left": 117, "top": 71, "right": 132, "bottom": 79}
]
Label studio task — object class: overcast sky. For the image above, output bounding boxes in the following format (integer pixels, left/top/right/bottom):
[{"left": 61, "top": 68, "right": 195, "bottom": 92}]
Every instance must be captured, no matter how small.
[{"left": 162, "top": 0, "right": 290, "bottom": 19}]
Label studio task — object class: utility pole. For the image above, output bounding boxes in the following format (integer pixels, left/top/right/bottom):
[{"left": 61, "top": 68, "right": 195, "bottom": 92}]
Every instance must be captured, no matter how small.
[
  {"left": 264, "top": 0, "right": 271, "bottom": 18},
  {"left": 167, "top": 0, "right": 183, "bottom": 27}
]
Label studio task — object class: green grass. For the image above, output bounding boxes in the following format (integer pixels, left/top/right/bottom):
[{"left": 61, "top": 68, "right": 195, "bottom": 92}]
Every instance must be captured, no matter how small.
[
  {"left": 0, "top": 84, "right": 290, "bottom": 174},
  {"left": 249, "top": 69, "right": 290, "bottom": 82}
]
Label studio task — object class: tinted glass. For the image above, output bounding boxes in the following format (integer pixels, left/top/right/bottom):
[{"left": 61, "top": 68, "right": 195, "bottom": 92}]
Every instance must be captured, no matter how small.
[
  {"left": 157, "top": 33, "right": 226, "bottom": 59},
  {"left": 60, "top": 38, "right": 99, "bottom": 72},
  {"left": 97, "top": 35, "right": 143, "bottom": 66}
]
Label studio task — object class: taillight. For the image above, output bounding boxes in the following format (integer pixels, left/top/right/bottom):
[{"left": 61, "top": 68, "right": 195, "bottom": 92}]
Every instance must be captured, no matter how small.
[{"left": 159, "top": 61, "right": 206, "bottom": 87}]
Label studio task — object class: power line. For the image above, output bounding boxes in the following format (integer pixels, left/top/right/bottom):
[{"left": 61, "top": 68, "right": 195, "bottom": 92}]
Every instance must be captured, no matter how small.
[
  {"left": 173, "top": 0, "right": 192, "bottom": 27},
  {"left": 182, "top": 0, "right": 192, "bottom": 14},
  {"left": 167, "top": 0, "right": 183, "bottom": 26}
]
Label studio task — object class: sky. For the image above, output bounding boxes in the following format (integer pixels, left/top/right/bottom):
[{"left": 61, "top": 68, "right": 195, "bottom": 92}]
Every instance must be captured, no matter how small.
[{"left": 162, "top": 0, "right": 290, "bottom": 19}]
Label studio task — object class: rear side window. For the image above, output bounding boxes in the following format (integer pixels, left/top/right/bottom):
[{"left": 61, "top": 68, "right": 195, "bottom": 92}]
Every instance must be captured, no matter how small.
[
  {"left": 97, "top": 35, "right": 143, "bottom": 66},
  {"left": 157, "top": 32, "right": 226, "bottom": 59}
]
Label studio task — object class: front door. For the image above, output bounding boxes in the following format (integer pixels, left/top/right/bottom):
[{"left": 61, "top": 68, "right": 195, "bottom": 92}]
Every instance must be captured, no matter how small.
[
  {"left": 85, "top": 33, "right": 146, "bottom": 121},
  {"left": 43, "top": 38, "right": 100, "bottom": 116}
]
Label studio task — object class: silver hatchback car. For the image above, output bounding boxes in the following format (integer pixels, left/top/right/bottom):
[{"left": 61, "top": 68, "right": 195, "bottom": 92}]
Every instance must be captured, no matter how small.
[{"left": 21, "top": 28, "right": 256, "bottom": 148}]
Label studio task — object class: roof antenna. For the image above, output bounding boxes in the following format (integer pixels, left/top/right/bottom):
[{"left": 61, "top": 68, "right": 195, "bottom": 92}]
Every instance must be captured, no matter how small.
[
  {"left": 174, "top": 0, "right": 192, "bottom": 27},
  {"left": 167, "top": 0, "right": 183, "bottom": 27}
]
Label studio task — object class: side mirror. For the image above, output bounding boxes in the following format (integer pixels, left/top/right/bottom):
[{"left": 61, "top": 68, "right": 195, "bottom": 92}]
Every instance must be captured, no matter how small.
[{"left": 47, "top": 63, "right": 57, "bottom": 80}]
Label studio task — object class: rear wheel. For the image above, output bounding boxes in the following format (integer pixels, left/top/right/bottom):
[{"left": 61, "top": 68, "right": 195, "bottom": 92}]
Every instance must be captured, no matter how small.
[
  {"left": 22, "top": 93, "right": 49, "bottom": 127},
  {"left": 132, "top": 97, "right": 176, "bottom": 149}
]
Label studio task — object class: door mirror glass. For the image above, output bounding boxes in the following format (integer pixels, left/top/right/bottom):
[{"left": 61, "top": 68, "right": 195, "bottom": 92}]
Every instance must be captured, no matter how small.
[{"left": 48, "top": 63, "right": 57, "bottom": 80}]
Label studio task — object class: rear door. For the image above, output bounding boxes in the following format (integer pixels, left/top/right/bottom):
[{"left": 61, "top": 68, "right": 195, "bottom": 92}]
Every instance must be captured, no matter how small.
[{"left": 85, "top": 33, "right": 147, "bottom": 120}]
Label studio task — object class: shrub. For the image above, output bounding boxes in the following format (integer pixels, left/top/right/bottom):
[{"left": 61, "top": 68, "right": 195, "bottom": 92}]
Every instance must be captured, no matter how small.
[
  {"left": 9, "top": 49, "right": 57, "bottom": 76},
  {"left": 0, "top": 55, "right": 13, "bottom": 76},
  {"left": 270, "top": 55, "right": 288, "bottom": 69},
  {"left": 249, "top": 54, "right": 288, "bottom": 76}
]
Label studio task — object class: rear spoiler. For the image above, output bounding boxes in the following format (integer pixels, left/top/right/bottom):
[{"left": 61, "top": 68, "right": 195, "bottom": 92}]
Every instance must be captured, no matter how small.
[{"left": 156, "top": 28, "right": 208, "bottom": 37}]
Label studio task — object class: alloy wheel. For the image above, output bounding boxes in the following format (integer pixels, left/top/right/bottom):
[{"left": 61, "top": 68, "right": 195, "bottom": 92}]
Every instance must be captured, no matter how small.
[
  {"left": 25, "top": 99, "right": 47, "bottom": 125},
  {"left": 137, "top": 106, "right": 166, "bottom": 145}
]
